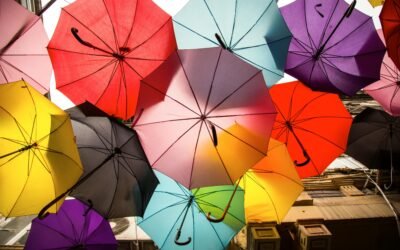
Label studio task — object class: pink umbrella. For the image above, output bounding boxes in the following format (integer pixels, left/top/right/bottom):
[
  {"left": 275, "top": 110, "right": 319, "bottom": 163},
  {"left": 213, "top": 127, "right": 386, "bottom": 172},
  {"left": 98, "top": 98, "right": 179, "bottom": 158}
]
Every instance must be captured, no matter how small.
[
  {"left": 134, "top": 47, "right": 277, "bottom": 189},
  {"left": 364, "top": 30, "right": 400, "bottom": 116},
  {"left": 0, "top": 0, "right": 52, "bottom": 93}
]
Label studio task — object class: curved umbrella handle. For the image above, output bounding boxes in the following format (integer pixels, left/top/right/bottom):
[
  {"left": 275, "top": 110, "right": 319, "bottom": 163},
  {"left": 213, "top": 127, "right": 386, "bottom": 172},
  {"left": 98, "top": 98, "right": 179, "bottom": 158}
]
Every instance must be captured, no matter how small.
[
  {"left": 206, "top": 177, "right": 241, "bottom": 223},
  {"left": 174, "top": 230, "right": 192, "bottom": 246},
  {"left": 71, "top": 28, "right": 95, "bottom": 49},
  {"left": 294, "top": 150, "right": 311, "bottom": 167},
  {"left": 38, "top": 190, "right": 69, "bottom": 219}
]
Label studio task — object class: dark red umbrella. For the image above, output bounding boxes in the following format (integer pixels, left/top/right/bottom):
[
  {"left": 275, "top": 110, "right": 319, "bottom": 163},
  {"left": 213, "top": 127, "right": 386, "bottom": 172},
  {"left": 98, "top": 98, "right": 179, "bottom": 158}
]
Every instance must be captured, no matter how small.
[
  {"left": 0, "top": 0, "right": 52, "bottom": 93},
  {"left": 380, "top": 0, "right": 400, "bottom": 71},
  {"left": 48, "top": 0, "right": 177, "bottom": 120}
]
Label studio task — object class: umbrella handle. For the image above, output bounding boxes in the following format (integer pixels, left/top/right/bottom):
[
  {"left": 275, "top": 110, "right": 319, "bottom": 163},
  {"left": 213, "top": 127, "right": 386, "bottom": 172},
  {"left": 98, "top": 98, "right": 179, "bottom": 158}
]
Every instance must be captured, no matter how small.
[
  {"left": 71, "top": 28, "right": 112, "bottom": 56},
  {"left": 210, "top": 122, "right": 218, "bottom": 146},
  {"left": 206, "top": 177, "right": 241, "bottom": 223},
  {"left": 294, "top": 150, "right": 311, "bottom": 167},
  {"left": 38, "top": 190, "right": 69, "bottom": 219},
  {"left": 174, "top": 230, "right": 192, "bottom": 246}
]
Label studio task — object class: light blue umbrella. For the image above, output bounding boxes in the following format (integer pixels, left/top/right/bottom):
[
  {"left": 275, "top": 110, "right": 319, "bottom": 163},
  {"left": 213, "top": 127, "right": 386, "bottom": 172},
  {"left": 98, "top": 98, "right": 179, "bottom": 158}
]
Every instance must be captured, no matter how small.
[
  {"left": 173, "top": 0, "right": 292, "bottom": 86},
  {"left": 137, "top": 171, "right": 245, "bottom": 250}
]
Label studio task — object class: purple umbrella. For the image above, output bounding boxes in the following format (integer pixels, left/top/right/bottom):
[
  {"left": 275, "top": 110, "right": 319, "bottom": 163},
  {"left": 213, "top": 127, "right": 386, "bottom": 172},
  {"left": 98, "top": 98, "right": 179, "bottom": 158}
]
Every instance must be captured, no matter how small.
[
  {"left": 25, "top": 199, "right": 117, "bottom": 250},
  {"left": 281, "top": 0, "right": 385, "bottom": 96}
]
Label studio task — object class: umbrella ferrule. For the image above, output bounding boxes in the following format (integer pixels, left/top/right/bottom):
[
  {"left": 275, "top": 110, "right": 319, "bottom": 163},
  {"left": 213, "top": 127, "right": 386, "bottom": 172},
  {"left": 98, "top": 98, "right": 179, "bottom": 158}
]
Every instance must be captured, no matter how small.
[
  {"left": 112, "top": 53, "right": 125, "bottom": 60},
  {"left": 113, "top": 147, "right": 122, "bottom": 155}
]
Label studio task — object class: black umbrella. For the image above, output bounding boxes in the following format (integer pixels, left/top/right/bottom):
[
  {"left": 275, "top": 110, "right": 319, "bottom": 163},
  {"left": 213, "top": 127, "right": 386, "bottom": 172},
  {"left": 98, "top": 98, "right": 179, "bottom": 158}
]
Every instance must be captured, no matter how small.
[
  {"left": 39, "top": 104, "right": 159, "bottom": 219},
  {"left": 346, "top": 107, "right": 400, "bottom": 188}
]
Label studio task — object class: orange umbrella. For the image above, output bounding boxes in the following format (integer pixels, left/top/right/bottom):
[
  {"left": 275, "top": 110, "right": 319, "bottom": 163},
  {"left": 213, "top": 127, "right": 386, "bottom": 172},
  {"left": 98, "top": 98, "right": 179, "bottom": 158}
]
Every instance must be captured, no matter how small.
[{"left": 240, "top": 139, "right": 303, "bottom": 223}]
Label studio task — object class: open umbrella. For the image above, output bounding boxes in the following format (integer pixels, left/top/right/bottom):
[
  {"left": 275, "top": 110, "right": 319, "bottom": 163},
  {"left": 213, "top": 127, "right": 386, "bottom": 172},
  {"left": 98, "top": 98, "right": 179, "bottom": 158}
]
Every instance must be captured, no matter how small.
[
  {"left": 137, "top": 171, "right": 245, "bottom": 249},
  {"left": 240, "top": 138, "right": 304, "bottom": 223},
  {"left": 281, "top": 0, "right": 385, "bottom": 96},
  {"left": 0, "top": 0, "right": 52, "bottom": 93},
  {"left": 26, "top": 199, "right": 117, "bottom": 250},
  {"left": 48, "top": 0, "right": 177, "bottom": 120},
  {"left": 346, "top": 107, "right": 400, "bottom": 188},
  {"left": 364, "top": 30, "right": 400, "bottom": 116},
  {"left": 134, "top": 47, "right": 277, "bottom": 189},
  {"left": 39, "top": 112, "right": 159, "bottom": 219},
  {"left": 380, "top": 0, "right": 400, "bottom": 70},
  {"left": 0, "top": 80, "right": 82, "bottom": 217},
  {"left": 172, "top": 0, "right": 292, "bottom": 86},
  {"left": 369, "top": 0, "right": 385, "bottom": 8},
  {"left": 270, "top": 81, "right": 352, "bottom": 178}
]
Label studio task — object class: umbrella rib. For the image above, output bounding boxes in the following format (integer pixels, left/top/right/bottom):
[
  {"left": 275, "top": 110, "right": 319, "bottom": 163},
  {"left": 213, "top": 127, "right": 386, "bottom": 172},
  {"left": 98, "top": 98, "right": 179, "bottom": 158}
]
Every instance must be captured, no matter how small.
[
  {"left": 102, "top": 0, "right": 120, "bottom": 52},
  {"left": 206, "top": 71, "right": 263, "bottom": 115},
  {"left": 290, "top": 93, "right": 330, "bottom": 121},
  {"left": 177, "top": 51, "right": 203, "bottom": 115},
  {"left": 382, "top": 61, "right": 399, "bottom": 80},
  {"left": 0, "top": 64, "right": 8, "bottom": 82},
  {"left": 293, "top": 125, "right": 346, "bottom": 150},
  {"left": 288, "top": 82, "right": 300, "bottom": 119},
  {"left": 121, "top": 0, "right": 137, "bottom": 49},
  {"left": 37, "top": 146, "right": 83, "bottom": 173},
  {"left": 0, "top": 151, "right": 26, "bottom": 169},
  {"left": 196, "top": 198, "right": 244, "bottom": 224},
  {"left": 199, "top": 203, "right": 226, "bottom": 248},
  {"left": 188, "top": 121, "right": 203, "bottom": 189},
  {"left": 228, "top": 0, "right": 238, "bottom": 47},
  {"left": 231, "top": 0, "right": 274, "bottom": 49},
  {"left": 207, "top": 112, "right": 277, "bottom": 119},
  {"left": 103, "top": 158, "right": 120, "bottom": 218},
  {"left": 63, "top": 9, "right": 115, "bottom": 53},
  {"left": 272, "top": 126, "right": 289, "bottom": 142},
  {"left": 250, "top": 169, "right": 304, "bottom": 189},
  {"left": 93, "top": 60, "right": 121, "bottom": 108},
  {"left": 204, "top": 48, "right": 223, "bottom": 114},
  {"left": 173, "top": 20, "right": 219, "bottom": 46},
  {"left": 0, "top": 58, "right": 48, "bottom": 93},
  {"left": 72, "top": 119, "right": 113, "bottom": 149},
  {"left": 390, "top": 87, "right": 400, "bottom": 113},
  {"left": 47, "top": 47, "right": 115, "bottom": 58},
  {"left": 293, "top": 115, "right": 352, "bottom": 125},
  {"left": 140, "top": 80, "right": 201, "bottom": 116},
  {"left": 34, "top": 221, "right": 77, "bottom": 245},
  {"left": 233, "top": 52, "right": 283, "bottom": 78},
  {"left": 291, "top": 36, "right": 313, "bottom": 52},
  {"left": 133, "top": 117, "right": 200, "bottom": 127},
  {"left": 203, "top": 0, "right": 229, "bottom": 48},
  {"left": 302, "top": 0, "right": 318, "bottom": 51},
  {"left": 322, "top": 18, "right": 371, "bottom": 53},
  {"left": 152, "top": 120, "right": 201, "bottom": 166},
  {"left": 6, "top": 167, "right": 35, "bottom": 217},
  {"left": 57, "top": 59, "right": 119, "bottom": 89},
  {"left": 316, "top": 0, "right": 339, "bottom": 50},
  {"left": 60, "top": 204, "right": 82, "bottom": 243}
]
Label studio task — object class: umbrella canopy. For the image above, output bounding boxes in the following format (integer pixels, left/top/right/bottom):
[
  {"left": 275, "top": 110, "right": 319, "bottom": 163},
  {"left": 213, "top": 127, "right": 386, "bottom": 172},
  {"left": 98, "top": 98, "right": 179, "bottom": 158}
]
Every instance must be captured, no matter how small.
[
  {"left": 270, "top": 81, "right": 352, "bottom": 178},
  {"left": 346, "top": 107, "right": 400, "bottom": 170},
  {"left": 281, "top": 0, "right": 385, "bottom": 96},
  {"left": 26, "top": 199, "right": 117, "bottom": 250},
  {"left": 137, "top": 171, "right": 245, "bottom": 250},
  {"left": 380, "top": 0, "right": 400, "bottom": 71},
  {"left": 369, "top": 0, "right": 385, "bottom": 8},
  {"left": 48, "top": 0, "right": 177, "bottom": 120},
  {"left": 364, "top": 30, "right": 400, "bottom": 116},
  {"left": 66, "top": 113, "right": 159, "bottom": 219},
  {"left": 0, "top": 0, "right": 52, "bottom": 94},
  {"left": 240, "top": 139, "right": 303, "bottom": 223},
  {"left": 0, "top": 80, "right": 82, "bottom": 217},
  {"left": 134, "top": 47, "right": 277, "bottom": 189},
  {"left": 172, "top": 0, "right": 292, "bottom": 86}
]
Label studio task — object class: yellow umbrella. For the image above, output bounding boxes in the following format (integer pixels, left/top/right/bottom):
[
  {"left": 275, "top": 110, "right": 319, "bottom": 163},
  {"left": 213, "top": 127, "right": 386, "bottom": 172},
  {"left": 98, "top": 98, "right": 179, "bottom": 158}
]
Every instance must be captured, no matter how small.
[
  {"left": 0, "top": 80, "right": 82, "bottom": 217},
  {"left": 240, "top": 139, "right": 304, "bottom": 223},
  {"left": 369, "top": 0, "right": 384, "bottom": 7}
]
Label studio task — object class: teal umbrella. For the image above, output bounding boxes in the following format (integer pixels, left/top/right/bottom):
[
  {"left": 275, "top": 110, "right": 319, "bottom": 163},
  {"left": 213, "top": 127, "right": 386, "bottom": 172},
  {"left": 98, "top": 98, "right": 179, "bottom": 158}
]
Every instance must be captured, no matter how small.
[
  {"left": 172, "top": 0, "right": 292, "bottom": 86},
  {"left": 137, "top": 171, "right": 245, "bottom": 249}
]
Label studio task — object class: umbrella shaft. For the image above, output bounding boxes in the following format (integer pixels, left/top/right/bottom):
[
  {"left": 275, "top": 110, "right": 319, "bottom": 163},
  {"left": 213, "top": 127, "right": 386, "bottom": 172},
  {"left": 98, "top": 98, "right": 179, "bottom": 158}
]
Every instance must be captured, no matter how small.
[{"left": 0, "top": 143, "right": 37, "bottom": 159}]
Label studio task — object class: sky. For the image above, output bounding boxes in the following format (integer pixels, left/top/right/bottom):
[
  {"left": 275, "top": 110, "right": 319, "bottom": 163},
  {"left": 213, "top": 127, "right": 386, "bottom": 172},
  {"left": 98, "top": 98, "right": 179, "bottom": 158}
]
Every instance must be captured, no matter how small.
[{"left": 40, "top": 0, "right": 383, "bottom": 111}]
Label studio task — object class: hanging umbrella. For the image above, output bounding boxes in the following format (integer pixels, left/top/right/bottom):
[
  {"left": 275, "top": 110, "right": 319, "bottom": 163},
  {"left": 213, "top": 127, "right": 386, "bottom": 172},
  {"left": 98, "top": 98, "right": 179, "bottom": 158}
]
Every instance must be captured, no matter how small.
[
  {"left": 346, "top": 107, "right": 400, "bottom": 188},
  {"left": 172, "top": 0, "right": 292, "bottom": 86},
  {"left": 0, "top": 0, "right": 52, "bottom": 94},
  {"left": 369, "top": 0, "right": 385, "bottom": 8},
  {"left": 281, "top": 0, "right": 385, "bottom": 96},
  {"left": 380, "top": 0, "right": 400, "bottom": 71},
  {"left": 137, "top": 171, "right": 245, "bottom": 249},
  {"left": 270, "top": 81, "right": 352, "bottom": 178},
  {"left": 134, "top": 47, "right": 277, "bottom": 189},
  {"left": 26, "top": 199, "right": 117, "bottom": 250},
  {"left": 240, "top": 138, "right": 304, "bottom": 223},
  {"left": 39, "top": 111, "right": 159, "bottom": 219},
  {"left": 364, "top": 29, "right": 400, "bottom": 116},
  {"left": 0, "top": 80, "right": 82, "bottom": 217},
  {"left": 48, "top": 0, "right": 177, "bottom": 120}
]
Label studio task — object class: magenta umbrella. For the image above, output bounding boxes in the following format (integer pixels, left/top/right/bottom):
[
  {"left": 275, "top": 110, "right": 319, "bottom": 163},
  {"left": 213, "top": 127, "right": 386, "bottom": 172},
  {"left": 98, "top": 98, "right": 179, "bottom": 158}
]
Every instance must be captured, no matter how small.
[
  {"left": 0, "top": 0, "right": 52, "bottom": 93},
  {"left": 25, "top": 199, "right": 117, "bottom": 250},
  {"left": 364, "top": 30, "right": 400, "bottom": 116},
  {"left": 134, "top": 47, "right": 277, "bottom": 189}
]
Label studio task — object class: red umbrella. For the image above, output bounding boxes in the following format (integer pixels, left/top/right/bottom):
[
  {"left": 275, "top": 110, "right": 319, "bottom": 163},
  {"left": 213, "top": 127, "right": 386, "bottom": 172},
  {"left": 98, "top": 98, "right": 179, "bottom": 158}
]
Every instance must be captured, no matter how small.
[
  {"left": 364, "top": 30, "right": 400, "bottom": 116},
  {"left": 48, "top": 0, "right": 177, "bottom": 120},
  {"left": 270, "top": 81, "right": 352, "bottom": 178},
  {"left": 0, "top": 0, "right": 52, "bottom": 93},
  {"left": 134, "top": 47, "right": 277, "bottom": 189},
  {"left": 380, "top": 0, "right": 400, "bottom": 70}
]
